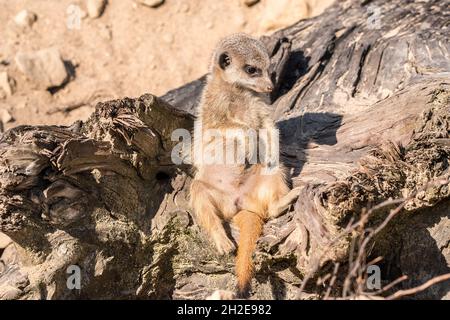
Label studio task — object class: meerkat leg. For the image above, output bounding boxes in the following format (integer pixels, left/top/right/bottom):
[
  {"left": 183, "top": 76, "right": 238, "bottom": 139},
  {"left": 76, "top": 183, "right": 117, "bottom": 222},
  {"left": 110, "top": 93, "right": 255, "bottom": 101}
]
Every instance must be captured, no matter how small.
[
  {"left": 267, "top": 187, "right": 301, "bottom": 219},
  {"left": 230, "top": 172, "right": 296, "bottom": 297},
  {"left": 240, "top": 166, "right": 291, "bottom": 218},
  {"left": 190, "top": 180, "right": 236, "bottom": 255}
]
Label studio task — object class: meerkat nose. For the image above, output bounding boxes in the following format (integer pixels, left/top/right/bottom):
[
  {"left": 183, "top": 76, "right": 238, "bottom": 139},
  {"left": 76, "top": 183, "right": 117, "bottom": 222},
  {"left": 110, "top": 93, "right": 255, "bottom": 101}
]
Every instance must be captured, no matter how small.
[{"left": 266, "top": 85, "right": 274, "bottom": 92}]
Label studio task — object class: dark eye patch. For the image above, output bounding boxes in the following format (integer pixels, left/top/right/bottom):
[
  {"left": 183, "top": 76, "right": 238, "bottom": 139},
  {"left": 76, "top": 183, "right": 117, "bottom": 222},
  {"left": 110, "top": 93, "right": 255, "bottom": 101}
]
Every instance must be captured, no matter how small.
[{"left": 244, "top": 65, "right": 261, "bottom": 76}]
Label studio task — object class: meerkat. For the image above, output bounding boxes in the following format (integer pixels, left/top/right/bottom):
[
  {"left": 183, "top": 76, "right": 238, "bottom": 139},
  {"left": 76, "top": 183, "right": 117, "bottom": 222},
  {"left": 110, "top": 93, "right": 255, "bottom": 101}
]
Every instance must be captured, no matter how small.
[{"left": 189, "top": 33, "right": 299, "bottom": 298}]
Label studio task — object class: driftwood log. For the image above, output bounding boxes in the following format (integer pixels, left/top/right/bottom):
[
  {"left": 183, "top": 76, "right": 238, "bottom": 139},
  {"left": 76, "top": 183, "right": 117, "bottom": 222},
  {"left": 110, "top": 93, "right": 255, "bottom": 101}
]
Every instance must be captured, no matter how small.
[{"left": 1, "top": 0, "right": 449, "bottom": 299}]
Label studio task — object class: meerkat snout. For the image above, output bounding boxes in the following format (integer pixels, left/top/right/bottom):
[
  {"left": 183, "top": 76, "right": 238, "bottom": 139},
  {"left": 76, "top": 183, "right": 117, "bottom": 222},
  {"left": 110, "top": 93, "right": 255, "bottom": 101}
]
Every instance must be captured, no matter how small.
[
  {"left": 264, "top": 83, "right": 274, "bottom": 93},
  {"left": 211, "top": 33, "right": 273, "bottom": 94}
]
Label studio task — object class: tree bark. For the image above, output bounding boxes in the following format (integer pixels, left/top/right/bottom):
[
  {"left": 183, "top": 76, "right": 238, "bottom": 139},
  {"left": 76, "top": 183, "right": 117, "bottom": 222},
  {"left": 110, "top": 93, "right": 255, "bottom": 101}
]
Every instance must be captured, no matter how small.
[{"left": 1, "top": 0, "right": 449, "bottom": 299}]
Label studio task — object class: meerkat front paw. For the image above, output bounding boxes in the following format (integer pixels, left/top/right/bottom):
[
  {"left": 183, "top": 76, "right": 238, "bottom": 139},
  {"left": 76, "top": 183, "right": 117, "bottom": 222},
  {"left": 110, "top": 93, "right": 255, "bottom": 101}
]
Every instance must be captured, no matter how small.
[
  {"left": 268, "top": 187, "right": 302, "bottom": 219},
  {"left": 212, "top": 232, "right": 236, "bottom": 255}
]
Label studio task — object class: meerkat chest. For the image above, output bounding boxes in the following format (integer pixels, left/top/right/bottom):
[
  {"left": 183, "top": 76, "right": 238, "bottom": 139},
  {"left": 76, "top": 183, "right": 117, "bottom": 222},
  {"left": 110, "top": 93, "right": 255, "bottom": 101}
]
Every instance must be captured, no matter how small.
[{"left": 229, "top": 101, "right": 267, "bottom": 129}]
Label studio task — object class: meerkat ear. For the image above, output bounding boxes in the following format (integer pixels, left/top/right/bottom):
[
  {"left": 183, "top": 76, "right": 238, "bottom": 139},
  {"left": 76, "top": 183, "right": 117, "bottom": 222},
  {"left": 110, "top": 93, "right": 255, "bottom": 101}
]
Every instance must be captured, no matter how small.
[{"left": 219, "top": 52, "right": 231, "bottom": 69}]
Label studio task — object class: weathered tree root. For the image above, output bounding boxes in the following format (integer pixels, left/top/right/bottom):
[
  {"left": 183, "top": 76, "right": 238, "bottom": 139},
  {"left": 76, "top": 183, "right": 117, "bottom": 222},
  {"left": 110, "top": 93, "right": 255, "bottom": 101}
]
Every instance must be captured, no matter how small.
[{"left": 1, "top": 0, "right": 450, "bottom": 299}]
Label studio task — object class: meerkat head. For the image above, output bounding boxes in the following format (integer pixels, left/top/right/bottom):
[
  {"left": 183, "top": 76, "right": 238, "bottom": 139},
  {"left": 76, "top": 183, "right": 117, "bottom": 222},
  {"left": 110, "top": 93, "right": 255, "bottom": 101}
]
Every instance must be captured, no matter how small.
[{"left": 211, "top": 33, "right": 274, "bottom": 94}]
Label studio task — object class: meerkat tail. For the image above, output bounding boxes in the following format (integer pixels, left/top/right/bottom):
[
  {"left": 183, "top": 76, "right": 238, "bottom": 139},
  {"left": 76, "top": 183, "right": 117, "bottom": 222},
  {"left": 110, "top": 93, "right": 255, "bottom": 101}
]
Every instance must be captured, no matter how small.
[{"left": 233, "top": 210, "right": 264, "bottom": 298}]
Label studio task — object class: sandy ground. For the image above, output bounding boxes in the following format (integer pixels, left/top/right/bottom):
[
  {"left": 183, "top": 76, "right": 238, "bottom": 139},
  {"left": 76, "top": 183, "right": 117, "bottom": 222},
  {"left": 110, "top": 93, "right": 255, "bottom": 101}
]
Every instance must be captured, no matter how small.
[{"left": 0, "top": 0, "right": 334, "bottom": 132}]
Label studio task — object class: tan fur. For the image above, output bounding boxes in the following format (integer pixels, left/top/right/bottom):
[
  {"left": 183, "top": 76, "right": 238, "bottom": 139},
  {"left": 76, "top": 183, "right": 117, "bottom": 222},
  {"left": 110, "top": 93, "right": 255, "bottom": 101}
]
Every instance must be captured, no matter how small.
[{"left": 189, "top": 34, "right": 297, "bottom": 298}]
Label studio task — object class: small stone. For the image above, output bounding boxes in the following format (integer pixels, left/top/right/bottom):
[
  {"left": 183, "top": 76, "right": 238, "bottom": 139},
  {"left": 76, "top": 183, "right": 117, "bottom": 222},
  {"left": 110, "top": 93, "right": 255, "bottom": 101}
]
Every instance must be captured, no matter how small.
[
  {"left": 179, "top": 3, "right": 190, "bottom": 13},
  {"left": 0, "top": 109, "right": 14, "bottom": 124},
  {"left": 1, "top": 243, "right": 18, "bottom": 265},
  {"left": 163, "top": 34, "right": 174, "bottom": 44},
  {"left": 207, "top": 290, "right": 236, "bottom": 300},
  {"left": 94, "top": 252, "right": 114, "bottom": 277},
  {"left": 243, "top": 0, "right": 260, "bottom": 6},
  {"left": 137, "top": 0, "right": 165, "bottom": 8},
  {"left": 79, "top": 8, "right": 88, "bottom": 19},
  {"left": 0, "top": 266, "right": 28, "bottom": 300},
  {"left": 98, "top": 23, "right": 113, "bottom": 40},
  {"left": 0, "top": 232, "right": 11, "bottom": 249},
  {"left": 0, "top": 285, "right": 22, "bottom": 300},
  {"left": 86, "top": 0, "right": 107, "bottom": 19},
  {"left": 15, "top": 47, "right": 69, "bottom": 90},
  {"left": 0, "top": 72, "right": 15, "bottom": 97},
  {"left": 14, "top": 10, "right": 37, "bottom": 27}
]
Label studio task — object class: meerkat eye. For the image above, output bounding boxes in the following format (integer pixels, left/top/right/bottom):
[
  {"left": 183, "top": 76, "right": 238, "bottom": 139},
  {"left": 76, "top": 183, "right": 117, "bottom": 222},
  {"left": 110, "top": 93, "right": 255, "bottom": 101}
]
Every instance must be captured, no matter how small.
[{"left": 244, "top": 65, "right": 259, "bottom": 76}]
